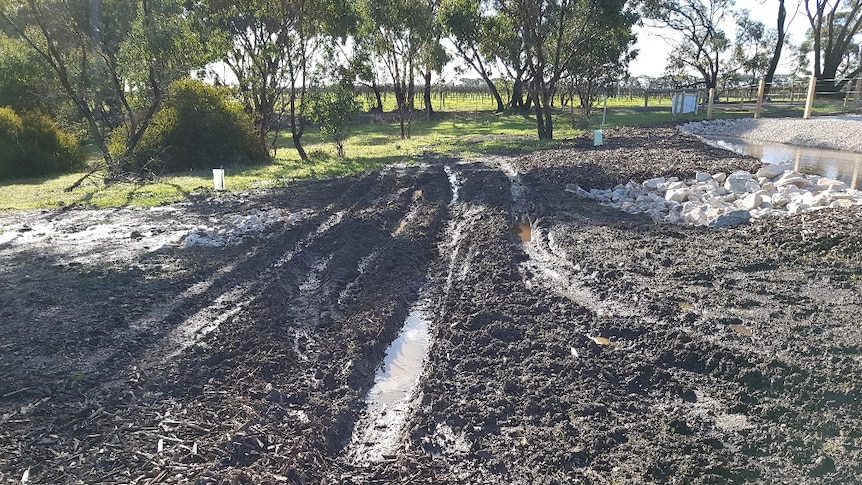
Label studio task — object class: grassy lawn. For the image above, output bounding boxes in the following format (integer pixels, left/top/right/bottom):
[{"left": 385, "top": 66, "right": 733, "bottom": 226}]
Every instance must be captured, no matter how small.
[
  {"left": 0, "top": 94, "right": 853, "bottom": 211},
  {"left": 0, "top": 110, "right": 569, "bottom": 210}
]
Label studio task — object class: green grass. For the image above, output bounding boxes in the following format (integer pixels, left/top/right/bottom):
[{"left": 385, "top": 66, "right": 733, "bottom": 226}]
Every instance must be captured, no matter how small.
[{"left": 2, "top": 94, "right": 857, "bottom": 211}]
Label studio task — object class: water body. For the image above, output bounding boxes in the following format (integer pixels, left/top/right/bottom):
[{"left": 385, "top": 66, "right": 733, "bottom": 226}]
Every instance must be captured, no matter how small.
[
  {"left": 344, "top": 306, "right": 432, "bottom": 465},
  {"left": 369, "top": 309, "right": 431, "bottom": 409},
  {"left": 703, "top": 135, "right": 862, "bottom": 190},
  {"left": 515, "top": 221, "right": 532, "bottom": 243}
]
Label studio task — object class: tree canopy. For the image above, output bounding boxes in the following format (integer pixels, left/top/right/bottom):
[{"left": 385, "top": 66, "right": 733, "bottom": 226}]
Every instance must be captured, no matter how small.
[
  {"left": 4, "top": 0, "right": 858, "bottom": 170},
  {"left": 803, "top": 0, "right": 862, "bottom": 91},
  {"left": 0, "top": 0, "right": 214, "bottom": 174}
]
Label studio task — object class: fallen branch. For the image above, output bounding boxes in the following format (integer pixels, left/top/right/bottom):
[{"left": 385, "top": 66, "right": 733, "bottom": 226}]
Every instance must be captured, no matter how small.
[{"left": 64, "top": 165, "right": 103, "bottom": 192}]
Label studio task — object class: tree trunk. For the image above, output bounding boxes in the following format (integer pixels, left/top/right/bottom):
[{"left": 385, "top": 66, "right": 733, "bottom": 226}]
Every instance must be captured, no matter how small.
[
  {"left": 423, "top": 69, "right": 433, "bottom": 119},
  {"left": 764, "top": 0, "right": 787, "bottom": 95},
  {"left": 541, "top": 93, "right": 554, "bottom": 140},
  {"left": 290, "top": 91, "right": 308, "bottom": 161},
  {"left": 533, "top": 92, "right": 546, "bottom": 139},
  {"left": 293, "top": 131, "right": 308, "bottom": 161},
  {"left": 479, "top": 73, "right": 505, "bottom": 112},
  {"left": 372, "top": 81, "right": 384, "bottom": 112},
  {"left": 510, "top": 74, "right": 525, "bottom": 109},
  {"left": 395, "top": 84, "right": 408, "bottom": 139}
]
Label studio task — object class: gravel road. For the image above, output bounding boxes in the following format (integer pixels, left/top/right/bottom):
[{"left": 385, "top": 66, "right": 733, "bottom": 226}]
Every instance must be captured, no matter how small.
[{"left": 680, "top": 116, "right": 862, "bottom": 152}]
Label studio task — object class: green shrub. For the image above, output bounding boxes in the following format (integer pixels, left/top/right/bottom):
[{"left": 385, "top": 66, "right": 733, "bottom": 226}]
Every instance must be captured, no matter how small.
[
  {"left": 310, "top": 86, "right": 361, "bottom": 158},
  {"left": 0, "top": 106, "right": 83, "bottom": 180},
  {"left": 128, "top": 78, "right": 266, "bottom": 173}
]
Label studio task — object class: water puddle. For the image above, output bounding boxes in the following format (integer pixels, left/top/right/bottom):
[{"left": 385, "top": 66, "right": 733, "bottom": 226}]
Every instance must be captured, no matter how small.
[
  {"left": 395, "top": 203, "right": 425, "bottom": 236},
  {"left": 730, "top": 324, "right": 754, "bottom": 338},
  {"left": 345, "top": 304, "right": 432, "bottom": 465},
  {"left": 703, "top": 135, "right": 862, "bottom": 190},
  {"left": 515, "top": 221, "right": 532, "bottom": 243},
  {"left": 444, "top": 165, "right": 460, "bottom": 204},
  {"left": 590, "top": 335, "right": 622, "bottom": 349}
]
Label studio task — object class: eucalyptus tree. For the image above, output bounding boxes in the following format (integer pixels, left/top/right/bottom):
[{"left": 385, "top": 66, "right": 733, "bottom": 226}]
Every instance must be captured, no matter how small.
[
  {"left": 346, "top": 39, "right": 386, "bottom": 111},
  {"left": 0, "top": 32, "right": 65, "bottom": 115},
  {"left": 0, "top": 0, "right": 211, "bottom": 174},
  {"left": 438, "top": 0, "right": 506, "bottom": 111},
  {"left": 360, "top": 0, "right": 438, "bottom": 137},
  {"left": 500, "top": 0, "right": 637, "bottom": 139},
  {"left": 763, "top": 0, "right": 789, "bottom": 94},
  {"left": 568, "top": 9, "right": 638, "bottom": 119},
  {"left": 803, "top": 0, "right": 862, "bottom": 92},
  {"left": 481, "top": 10, "right": 529, "bottom": 109},
  {"left": 642, "top": 0, "right": 735, "bottom": 90},
  {"left": 207, "top": 0, "right": 354, "bottom": 161},
  {"left": 729, "top": 10, "right": 775, "bottom": 88},
  {"left": 418, "top": 0, "right": 449, "bottom": 118}
]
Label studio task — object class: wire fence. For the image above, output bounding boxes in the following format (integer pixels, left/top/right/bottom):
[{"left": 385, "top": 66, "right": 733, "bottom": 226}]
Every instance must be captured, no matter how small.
[{"left": 353, "top": 76, "right": 862, "bottom": 125}]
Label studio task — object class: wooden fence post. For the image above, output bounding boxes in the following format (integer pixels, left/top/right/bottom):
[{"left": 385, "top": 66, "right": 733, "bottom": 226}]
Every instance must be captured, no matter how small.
[
  {"left": 754, "top": 79, "right": 766, "bottom": 118},
  {"left": 851, "top": 160, "right": 860, "bottom": 191},
  {"left": 707, "top": 88, "right": 715, "bottom": 120},
  {"left": 803, "top": 75, "right": 817, "bottom": 119}
]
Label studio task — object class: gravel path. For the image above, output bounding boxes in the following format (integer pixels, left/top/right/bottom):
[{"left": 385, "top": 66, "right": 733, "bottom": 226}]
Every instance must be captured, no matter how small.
[{"left": 680, "top": 117, "right": 862, "bottom": 153}]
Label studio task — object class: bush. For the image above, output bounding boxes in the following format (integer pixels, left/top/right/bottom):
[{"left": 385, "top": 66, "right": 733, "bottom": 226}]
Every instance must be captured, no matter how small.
[
  {"left": 0, "top": 106, "right": 83, "bottom": 180},
  {"left": 309, "top": 86, "right": 361, "bottom": 158},
  {"left": 127, "top": 79, "right": 266, "bottom": 173}
]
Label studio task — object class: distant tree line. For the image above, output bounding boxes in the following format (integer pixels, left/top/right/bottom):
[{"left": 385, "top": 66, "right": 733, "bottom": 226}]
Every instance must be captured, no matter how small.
[
  {"left": 1, "top": 0, "right": 861, "bottom": 180},
  {"left": 643, "top": 0, "right": 862, "bottom": 96}
]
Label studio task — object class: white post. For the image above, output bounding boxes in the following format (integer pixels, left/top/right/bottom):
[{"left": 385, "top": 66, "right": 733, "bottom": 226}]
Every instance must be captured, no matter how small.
[
  {"left": 213, "top": 168, "right": 225, "bottom": 191},
  {"left": 803, "top": 75, "right": 817, "bottom": 119}
]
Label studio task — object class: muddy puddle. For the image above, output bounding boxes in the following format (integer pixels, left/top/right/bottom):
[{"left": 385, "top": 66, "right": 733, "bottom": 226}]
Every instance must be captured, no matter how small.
[
  {"left": 345, "top": 304, "right": 432, "bottom": 465},
  {"left": 703, "top": 135, "right": 862, "bottom": 189},
  {"left": 444, "top": 165, "right": 460, "bottom": 204},
  {"left": 515, "top": 221, "right": 532, "bottom": 243},
  {"left": 590, "top": 335, "right": 623, "bottom": 349}
]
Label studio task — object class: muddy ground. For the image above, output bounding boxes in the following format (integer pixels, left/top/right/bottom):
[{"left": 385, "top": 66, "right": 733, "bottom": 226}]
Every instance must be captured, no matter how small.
[{"left": 2, "top": 126, "right": 861, "bottom": 484}]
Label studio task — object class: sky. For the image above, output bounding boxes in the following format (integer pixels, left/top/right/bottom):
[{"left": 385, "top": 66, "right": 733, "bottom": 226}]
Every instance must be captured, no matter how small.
[{"left": 628, "top": 1, "right": 811, "bottom": 78}]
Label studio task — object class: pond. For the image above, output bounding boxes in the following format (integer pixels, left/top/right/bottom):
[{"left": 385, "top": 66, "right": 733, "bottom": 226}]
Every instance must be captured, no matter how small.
[{"left": 703, "top": 135, "right": 862, "bottom": 190}]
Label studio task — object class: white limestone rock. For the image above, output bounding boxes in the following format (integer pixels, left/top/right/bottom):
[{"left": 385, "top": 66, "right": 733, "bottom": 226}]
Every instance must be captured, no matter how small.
[
  {"left": 817, "top": 178, "right": 848, "bottom": 190},
  {"left": 756, "top": 163, "right": 792, "bottom": 179},
  {"left": 725, "top": 171, "right": 755, "bottom": 193},
  {"left": 739, "top": 192, "right": 765, "bottom": 211},
  {"left": 567, "top": 164, "right": 862, "bottom": 228},
  {"left": 665, "top": 187, "right": 693, "bottom": 203},
  {"left": 775, "top": 172, "right": 813, "bottom": 188},
  {"left": 708, "top": 210, "right": 751, "bottom": 228},
  {"left": 643, "top": 177, "right": 666, "bottom": 190}
]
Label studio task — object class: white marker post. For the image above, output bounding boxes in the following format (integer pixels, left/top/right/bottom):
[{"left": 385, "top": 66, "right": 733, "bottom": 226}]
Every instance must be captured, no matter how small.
[{"left": 213, "top": 167, "right": 225, "bottom": 191}]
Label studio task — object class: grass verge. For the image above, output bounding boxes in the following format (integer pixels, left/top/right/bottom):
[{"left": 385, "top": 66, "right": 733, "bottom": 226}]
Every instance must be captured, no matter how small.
[{"left": 0, "top": 99, "right": 844, "bottom": 211}]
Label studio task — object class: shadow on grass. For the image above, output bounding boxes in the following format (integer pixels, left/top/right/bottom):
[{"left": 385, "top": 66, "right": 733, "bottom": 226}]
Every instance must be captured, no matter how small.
[
  {"left": 0, "top": 172, "right": 74, "bottom": 188},
  {"left": 119, "top": 182, "right": 191, "bottom": 206},
  {"left": 274, "top": 152, "right": 403, "bottom": 179}
]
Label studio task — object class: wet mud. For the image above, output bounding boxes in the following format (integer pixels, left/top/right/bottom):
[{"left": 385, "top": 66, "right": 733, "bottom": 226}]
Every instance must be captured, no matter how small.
[{"left": 2, "top": 127, "right": 862, "bottom": 484}]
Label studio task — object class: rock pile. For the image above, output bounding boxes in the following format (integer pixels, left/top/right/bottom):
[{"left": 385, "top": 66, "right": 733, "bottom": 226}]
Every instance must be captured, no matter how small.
[{"left": 567, "top": 163, "right": 862, "bottom": 227}]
